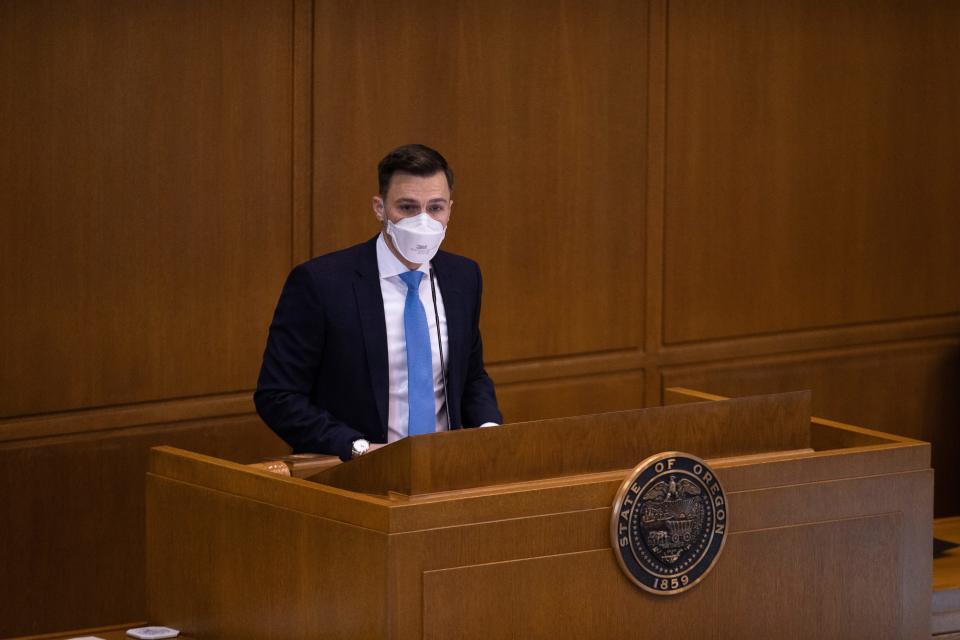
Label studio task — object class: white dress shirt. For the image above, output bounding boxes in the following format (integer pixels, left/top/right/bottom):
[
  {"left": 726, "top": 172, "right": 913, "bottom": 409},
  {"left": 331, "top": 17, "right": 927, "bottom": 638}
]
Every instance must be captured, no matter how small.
[{"left": 376, "top": 234, "right": 450, "bottom": 442}]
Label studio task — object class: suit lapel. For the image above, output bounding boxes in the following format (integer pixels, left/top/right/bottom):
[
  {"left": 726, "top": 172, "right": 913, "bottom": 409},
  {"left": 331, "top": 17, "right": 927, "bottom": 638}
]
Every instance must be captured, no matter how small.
[{"left": 353, "top": 237, "right": 389, "bottom": 435}]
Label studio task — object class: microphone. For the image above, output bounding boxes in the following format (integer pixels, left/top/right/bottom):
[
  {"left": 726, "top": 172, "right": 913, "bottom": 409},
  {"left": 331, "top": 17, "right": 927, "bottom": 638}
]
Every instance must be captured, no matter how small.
[{"left": 429, "top": 265, "right": 454, "bottom": 431}]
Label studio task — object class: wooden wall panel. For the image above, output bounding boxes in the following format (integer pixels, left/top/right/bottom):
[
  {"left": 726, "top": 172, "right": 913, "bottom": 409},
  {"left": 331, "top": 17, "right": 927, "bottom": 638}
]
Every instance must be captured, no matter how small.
[
  {"left": 495, "top": 370, "right": 644, "bottom": 424},
  {"left": 662, "top": 0, "right": 960, "bottom": 344},
  {"left": 0, "top": 0, "right": 295, "bottom": 417},
  {"left": 0, "top": 415, "right": 289, "bottom": 639},
  {"left": 312, "top": 0, "right": 648, "bottom": 363},
  {"left": 661, "top": 338, "right": 960, "bottom": 515},
  {"left": 0, "top": 1, "right": 307, "bottom": 636},
  {"left": 2, "top": 0, "right": 960, "bottom": 635}
]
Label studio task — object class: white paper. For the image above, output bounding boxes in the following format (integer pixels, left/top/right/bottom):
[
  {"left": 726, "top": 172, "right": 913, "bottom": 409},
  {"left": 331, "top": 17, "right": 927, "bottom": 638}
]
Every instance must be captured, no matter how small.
[{"left": 126, "top": 627, "right": 180, "bottom": 639}]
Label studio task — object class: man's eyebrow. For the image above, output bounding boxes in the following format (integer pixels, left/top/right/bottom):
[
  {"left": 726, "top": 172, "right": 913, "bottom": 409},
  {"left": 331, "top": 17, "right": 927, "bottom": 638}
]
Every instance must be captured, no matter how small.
[{"left": 394, "top": 197, "right": 448, "bottom": 204}]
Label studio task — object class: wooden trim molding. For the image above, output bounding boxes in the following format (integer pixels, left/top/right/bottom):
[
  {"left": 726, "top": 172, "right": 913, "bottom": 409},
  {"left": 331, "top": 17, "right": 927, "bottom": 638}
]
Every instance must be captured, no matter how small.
[
  {"left": 291, "top": 0, "right": 314, "bottom": 265},
  {"left": 660, "top": 333, "right": 960, "bottom": 377},
  {"left": 0, "top": 392, "right": 255, "bottom": 444},
  {"left": 487, "top": 349, "right": 644, "bottom": 386},
  {"left": 644, "top": 0, "right": 669, "bottom": 405},
  {"left": 658, "top": 313, "right": 960, "bottom": 367}
]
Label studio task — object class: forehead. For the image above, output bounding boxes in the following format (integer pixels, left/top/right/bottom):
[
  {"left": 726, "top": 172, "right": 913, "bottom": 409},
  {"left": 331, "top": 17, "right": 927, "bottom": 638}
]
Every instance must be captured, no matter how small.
[{"left": 385, "top": 171, "right": 450, "bottom": 202}]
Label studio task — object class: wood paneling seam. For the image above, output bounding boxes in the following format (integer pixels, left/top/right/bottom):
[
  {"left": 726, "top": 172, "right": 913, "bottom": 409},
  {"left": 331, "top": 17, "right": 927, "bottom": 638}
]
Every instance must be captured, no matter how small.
[{"left": 727, "top": 468, "right": 930, "bottom": 497}]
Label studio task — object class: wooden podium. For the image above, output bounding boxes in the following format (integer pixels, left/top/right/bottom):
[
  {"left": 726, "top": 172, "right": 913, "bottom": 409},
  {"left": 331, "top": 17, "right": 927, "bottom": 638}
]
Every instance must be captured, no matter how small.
[{"left": 146, "top": 389, "right": 932, "bottom": 639}]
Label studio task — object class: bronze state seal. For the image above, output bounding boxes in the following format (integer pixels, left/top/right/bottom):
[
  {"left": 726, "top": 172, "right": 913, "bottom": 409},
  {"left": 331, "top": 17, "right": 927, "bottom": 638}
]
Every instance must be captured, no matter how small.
[{"left": 611, "top": 452, "right": 728, "bottom": 595}]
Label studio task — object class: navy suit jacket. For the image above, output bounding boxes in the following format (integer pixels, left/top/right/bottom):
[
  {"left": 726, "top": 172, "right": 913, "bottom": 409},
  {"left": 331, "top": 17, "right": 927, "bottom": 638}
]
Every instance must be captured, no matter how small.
[{"left": 254, "top": 236, "right": 502, "bottom": 460}]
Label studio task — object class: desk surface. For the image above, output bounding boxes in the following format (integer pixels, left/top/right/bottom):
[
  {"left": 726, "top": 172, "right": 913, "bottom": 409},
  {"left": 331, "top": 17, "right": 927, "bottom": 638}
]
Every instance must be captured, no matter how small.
[{"left": 17, "top": 625, "right": 192, "bottom": 640}]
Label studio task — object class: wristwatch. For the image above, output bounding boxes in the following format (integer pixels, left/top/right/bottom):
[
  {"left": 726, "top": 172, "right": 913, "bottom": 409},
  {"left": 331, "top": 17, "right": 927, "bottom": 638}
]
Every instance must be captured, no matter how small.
[{"left": 351, "top": 438, "right": 370, "bottom": 459}]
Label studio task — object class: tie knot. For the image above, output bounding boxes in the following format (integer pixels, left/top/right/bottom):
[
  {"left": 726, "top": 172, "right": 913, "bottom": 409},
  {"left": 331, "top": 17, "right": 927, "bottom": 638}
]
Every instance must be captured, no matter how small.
[{"left": 399, "top": 270, "right": 424, "bottom": 291}]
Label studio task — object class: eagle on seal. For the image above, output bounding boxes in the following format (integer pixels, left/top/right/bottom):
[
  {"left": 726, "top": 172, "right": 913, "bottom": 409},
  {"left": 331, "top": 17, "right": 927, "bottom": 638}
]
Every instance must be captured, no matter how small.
[{"left": 644, "top": 475, "right": 701, "bottom": 502}]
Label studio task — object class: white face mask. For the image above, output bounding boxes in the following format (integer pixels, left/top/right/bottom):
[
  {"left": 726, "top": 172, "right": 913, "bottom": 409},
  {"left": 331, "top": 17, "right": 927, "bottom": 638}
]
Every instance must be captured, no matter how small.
[{"left": 385, "top": 212, "right": 446, "bottom": 264}]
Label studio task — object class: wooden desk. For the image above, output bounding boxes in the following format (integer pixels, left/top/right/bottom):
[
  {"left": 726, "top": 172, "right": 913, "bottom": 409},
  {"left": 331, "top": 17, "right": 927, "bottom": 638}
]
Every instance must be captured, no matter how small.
[
  {"left": 935, "top": 517, "right": 960, "bottom": 637},
  {"left": 16, "top": 519, "right": 960, "bottom": 639},
  {"left": 144, "top": 390, "right": 936, "bottom": 639},
  {"left": 14, "top": 624, "right": 192, "bottom": 640}
]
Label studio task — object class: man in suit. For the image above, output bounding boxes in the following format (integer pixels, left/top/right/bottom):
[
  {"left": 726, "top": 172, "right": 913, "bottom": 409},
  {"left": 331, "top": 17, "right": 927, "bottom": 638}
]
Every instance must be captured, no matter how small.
[{"left": 255, "top": 144, "right": 502, "bottom": 460}]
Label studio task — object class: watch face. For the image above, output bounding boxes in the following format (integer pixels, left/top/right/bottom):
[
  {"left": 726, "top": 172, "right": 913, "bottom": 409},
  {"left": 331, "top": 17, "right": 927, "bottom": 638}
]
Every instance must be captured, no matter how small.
[{"left": 352, "top": 439, "right": 369, "bottom": 456}]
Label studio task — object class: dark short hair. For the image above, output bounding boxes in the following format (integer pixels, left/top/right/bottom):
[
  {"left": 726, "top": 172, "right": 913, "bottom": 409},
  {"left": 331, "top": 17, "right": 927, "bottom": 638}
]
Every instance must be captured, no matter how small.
[{"left": 377, "top": 144, "right": 454, "bottom": 197}]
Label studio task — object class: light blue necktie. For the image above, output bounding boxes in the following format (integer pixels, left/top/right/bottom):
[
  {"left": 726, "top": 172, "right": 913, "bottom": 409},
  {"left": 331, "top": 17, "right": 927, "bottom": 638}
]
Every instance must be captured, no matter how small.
[{"left": 399, "top": 270, "right": 434, "bottom": 436}]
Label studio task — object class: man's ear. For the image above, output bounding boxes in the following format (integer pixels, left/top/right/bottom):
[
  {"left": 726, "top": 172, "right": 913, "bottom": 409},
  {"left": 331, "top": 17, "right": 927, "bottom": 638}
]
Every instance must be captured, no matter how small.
[{"left": 372, "top": 196, "right": 385, "bottom": 222}]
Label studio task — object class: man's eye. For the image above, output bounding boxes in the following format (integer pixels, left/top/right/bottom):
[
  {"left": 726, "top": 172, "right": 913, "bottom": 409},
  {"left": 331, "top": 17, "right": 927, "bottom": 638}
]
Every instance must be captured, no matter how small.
[
  {"left": 428, "top": 205, "right": 446, "bottom": 213},
  {"left": 398, "top": 205, "right": 418, "bottom": 213}
]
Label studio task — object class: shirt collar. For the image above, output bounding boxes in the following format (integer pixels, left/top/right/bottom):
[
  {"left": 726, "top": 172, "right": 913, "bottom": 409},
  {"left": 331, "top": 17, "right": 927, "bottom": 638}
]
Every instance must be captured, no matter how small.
[{"left": 376, "top": 232, "right": 430, "bottom": 280}]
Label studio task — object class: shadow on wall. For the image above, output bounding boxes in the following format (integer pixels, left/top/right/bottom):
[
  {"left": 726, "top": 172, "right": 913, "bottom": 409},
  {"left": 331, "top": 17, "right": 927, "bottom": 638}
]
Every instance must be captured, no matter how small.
[{"left": 930, "top": 345, "right": 960, "bottom": 518}]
